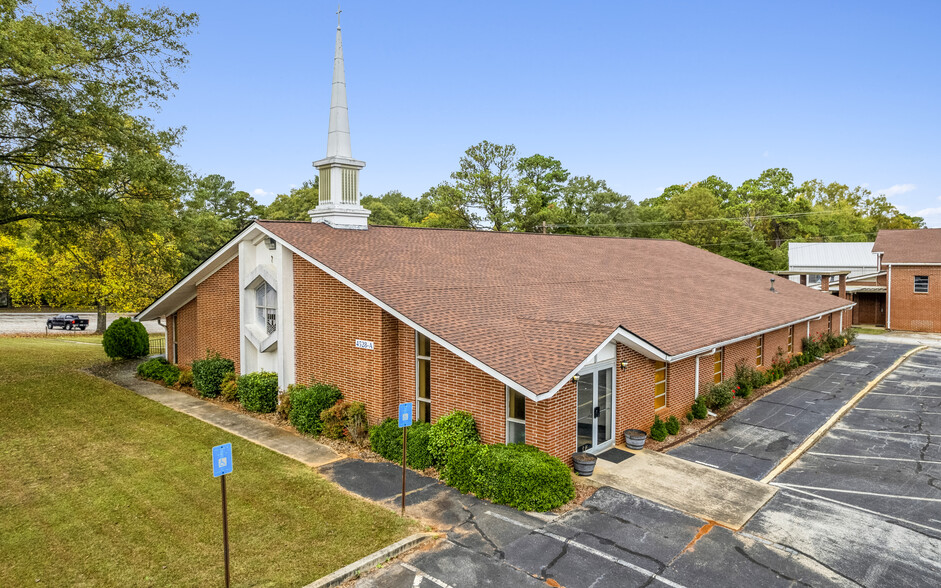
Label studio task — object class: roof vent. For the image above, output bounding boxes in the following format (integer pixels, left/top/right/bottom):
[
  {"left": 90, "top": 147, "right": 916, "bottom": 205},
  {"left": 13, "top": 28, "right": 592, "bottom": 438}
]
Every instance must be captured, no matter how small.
[{"left": 770, "top": 277, "right": 777, "bottom": 293}]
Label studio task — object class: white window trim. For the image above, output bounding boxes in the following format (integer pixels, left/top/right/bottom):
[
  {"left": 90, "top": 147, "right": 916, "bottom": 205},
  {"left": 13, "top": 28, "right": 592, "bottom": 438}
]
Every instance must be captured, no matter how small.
[
  {"left": 255, "top": 282, "right": 277, "bottom": 335},
  {"left": 505, "top": 386, "right": 526, "bottom": 445},
  {"left": 756, "top": 335, "right": 764, "bottom": 367},
  {"left": 416, "top": 332, "right": 431, "bottom": 422},
  {"left": 713, "top": 348, "right": 723, "bottom": 384},
  {"left": 914, "top": 275, "right": 929, "bottom": 294}
]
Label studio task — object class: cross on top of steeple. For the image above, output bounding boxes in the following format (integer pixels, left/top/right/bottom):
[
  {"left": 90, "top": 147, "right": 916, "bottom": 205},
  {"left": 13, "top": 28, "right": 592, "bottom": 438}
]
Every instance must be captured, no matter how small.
[{"left": 336, "top": 3, "right": 341, "bottom": 28}]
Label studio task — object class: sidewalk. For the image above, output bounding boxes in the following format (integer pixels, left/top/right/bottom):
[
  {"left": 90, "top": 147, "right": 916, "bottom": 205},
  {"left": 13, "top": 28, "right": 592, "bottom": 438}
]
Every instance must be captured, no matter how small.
[
  {"left": 857, "top": 331, "right": 941, "bottom": 348},
  {"left": 93, "top": 361, "right": 546, "bottom": 546}
]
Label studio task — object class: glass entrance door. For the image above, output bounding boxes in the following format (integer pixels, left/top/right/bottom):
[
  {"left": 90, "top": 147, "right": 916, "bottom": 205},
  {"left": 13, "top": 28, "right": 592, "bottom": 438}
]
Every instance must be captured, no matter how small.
[{"left": 576, "top": 366, "right": 614, "bottom": 453}]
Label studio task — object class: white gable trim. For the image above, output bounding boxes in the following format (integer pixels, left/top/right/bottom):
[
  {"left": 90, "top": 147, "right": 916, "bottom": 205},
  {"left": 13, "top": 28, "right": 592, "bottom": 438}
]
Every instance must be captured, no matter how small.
[{"left": 250, "top": 224, "right": 546, "bottom": 401}]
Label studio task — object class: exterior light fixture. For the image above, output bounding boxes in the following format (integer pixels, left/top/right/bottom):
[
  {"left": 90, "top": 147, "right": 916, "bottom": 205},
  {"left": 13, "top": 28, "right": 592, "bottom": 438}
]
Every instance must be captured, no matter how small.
[
  {"left": 266, "top": 237, "right": 277, "bottom": 250},
  {"left": 620, "top": 361, "right": 628, "bottom": 371},
  {"left": 572, "top": 374, "right": 580, "bottom": 383}
]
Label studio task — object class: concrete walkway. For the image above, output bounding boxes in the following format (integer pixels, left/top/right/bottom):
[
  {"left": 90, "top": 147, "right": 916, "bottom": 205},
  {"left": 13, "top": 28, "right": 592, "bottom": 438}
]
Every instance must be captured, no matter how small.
[
  {"left": 99, "top": 363, "right": 340, "bottom": 467},
  {"left": 588, "top": 450, "right": 776, "bottom": 529},
  {"left": 857, "top": 330, "right": 941, "bottom": 348}
]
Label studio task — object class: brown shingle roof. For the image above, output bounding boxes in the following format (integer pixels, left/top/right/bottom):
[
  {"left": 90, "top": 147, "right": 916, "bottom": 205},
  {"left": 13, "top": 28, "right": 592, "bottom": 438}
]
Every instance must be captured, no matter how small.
[
  {"left": 259, "top": 221, "right": 850, "bottom": 396},
  {"left": 873, "top": 228, "right": 941, "bottom": 264}
]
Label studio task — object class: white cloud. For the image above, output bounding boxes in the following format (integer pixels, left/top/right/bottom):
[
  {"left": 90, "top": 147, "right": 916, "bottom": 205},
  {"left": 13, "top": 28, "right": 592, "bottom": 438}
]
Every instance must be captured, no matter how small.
[
  {"left": 876, "top": 183, "right": 916, "bottom": 197},
  {"left": 915, "top": 196, "right": 941, "bottom": 228},
  {"left": 252, "top": 188, "right": 274, "bottom": 199}
]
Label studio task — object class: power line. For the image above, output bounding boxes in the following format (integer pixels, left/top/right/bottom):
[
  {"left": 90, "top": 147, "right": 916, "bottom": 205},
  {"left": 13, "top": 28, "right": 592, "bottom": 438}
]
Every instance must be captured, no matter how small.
[{"left": 547, "top": 210, "right": 841, "bottom": 229}]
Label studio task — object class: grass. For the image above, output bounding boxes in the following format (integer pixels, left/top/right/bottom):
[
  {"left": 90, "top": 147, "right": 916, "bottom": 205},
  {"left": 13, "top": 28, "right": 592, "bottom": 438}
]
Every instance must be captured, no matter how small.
[
  {"left": 853, "top": 326, "right": 886, "bottom": 335},
  {"left": 0, "top": 337, "right": 417, "bottom": 587}
]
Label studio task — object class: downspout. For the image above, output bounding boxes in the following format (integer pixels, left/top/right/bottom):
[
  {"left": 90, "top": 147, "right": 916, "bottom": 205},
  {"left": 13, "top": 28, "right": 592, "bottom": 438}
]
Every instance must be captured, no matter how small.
[
  {"left": 887, "top": 264, "right": 892, "bottom": 330},
  {"left": 694, "top": 350, "right": 715, "bottom": 399}
]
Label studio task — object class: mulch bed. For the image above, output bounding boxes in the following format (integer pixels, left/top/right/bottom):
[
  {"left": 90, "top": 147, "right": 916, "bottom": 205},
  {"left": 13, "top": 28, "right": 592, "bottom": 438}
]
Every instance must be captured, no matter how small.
[{"left": 643, "top": 345, "right": 855, "bottom": 453}]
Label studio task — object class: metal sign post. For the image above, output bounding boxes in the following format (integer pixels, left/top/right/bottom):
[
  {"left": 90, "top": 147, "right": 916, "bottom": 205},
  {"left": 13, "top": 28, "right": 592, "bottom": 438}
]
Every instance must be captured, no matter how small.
[
  {"left": 212, "top": 443, "right": 234, "bottom": 588},
  {"left": 398, "top": 403, "right": 413, "bottom": 516}
]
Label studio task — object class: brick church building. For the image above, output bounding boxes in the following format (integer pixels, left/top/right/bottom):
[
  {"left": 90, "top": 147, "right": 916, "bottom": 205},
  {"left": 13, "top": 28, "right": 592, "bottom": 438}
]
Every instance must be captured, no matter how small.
[{"left": 137, "top": 20, "right": 853, "bottom": 462}]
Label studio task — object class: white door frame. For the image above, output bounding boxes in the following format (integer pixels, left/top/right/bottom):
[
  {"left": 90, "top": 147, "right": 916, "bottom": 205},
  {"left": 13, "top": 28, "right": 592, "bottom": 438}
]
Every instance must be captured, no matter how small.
[{"left": 576, "top": 360, "right": 616, "bottom": 455}]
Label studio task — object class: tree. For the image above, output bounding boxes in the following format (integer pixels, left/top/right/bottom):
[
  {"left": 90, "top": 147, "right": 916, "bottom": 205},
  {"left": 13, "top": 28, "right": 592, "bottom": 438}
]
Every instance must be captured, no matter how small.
[
  {"left": 5, "top": 225, "right": 181, "bottom": 332},
  {"left": 450, "top": 141, "right": 517, "bottom": 231},
  {"left": 264, "top": 179, "right": 319, "bottom": 221},
  {"left": 362, "top": 190, "right": 433, "bottom": 226},
  {"left": 664, "top": 186, "right": 728, "bottom": 248},
  {"left": 555, "top": 176, "right": 636, "bottom": 236},
  {"left": 178, "top": 174, "right": 259, "bottom": 273},
  {"left": 511, "top": 154, "right": 569, "bottom": 232},
  {"left": 0, "top": 0, "right": 198, "bottom": 229}
]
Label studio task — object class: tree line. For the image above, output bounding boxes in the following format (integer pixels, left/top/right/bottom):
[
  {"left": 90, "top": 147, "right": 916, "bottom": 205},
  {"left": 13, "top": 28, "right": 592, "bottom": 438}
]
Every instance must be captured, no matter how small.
[{"left": 0, "top": 1, "right": 923, "bottom": 330}]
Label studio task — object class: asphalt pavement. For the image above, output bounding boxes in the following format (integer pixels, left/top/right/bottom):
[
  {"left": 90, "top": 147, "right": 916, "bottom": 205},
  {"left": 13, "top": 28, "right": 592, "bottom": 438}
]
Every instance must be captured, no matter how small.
[
  {"left": 0, "top": 312, "right": 162, "bottom": 334},
  {"left": 667, "top": 340, "right": 915, "bottom": 479}
]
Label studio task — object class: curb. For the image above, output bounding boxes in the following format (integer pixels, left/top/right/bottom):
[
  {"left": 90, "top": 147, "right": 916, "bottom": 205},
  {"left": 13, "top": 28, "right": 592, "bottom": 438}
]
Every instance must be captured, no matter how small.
[
  {"left": 760, "top": 344, "right": 927, "bottom": 483},
  {"left": 302, "top": 532, "right": 438, "bottom": 588}
]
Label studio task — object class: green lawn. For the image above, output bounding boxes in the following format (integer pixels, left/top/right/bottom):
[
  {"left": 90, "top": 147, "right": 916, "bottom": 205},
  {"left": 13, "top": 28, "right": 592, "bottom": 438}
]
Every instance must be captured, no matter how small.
[
  {"left": 0, "top": 337, "right": 417, "bottom": 587},
  {"left": 853, "top": 326, "right": 886, "bottom": 335}
]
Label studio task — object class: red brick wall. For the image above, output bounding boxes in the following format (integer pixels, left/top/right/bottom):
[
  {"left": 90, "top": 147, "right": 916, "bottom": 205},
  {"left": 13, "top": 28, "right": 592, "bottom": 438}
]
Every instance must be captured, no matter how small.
[
  {"left": 723, "top": 338, "right": 756, "bottom": 379},
  {"left": 532, "top": 382, "right": 575, "bottom": 464},
  {"left": 293, "top": 254, "right": 388, "bottom": 425},
  {"left": 196, "top": 258, "right": 240, "bottom": 372},
  {"left": 764, "top": 326, "right": 791, "bottom": 367},
  {"left": 889, "top": 266, "right": 941, "bottom": 333},
  {"left": 174, "top": 299, "right": 198, "bottom": 367}
]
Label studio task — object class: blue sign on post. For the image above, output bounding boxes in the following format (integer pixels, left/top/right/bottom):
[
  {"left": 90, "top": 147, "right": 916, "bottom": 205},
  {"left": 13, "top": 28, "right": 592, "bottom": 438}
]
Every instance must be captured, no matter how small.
[
  {"left": 212, "top": 443, "right": 233, "bottom": 477},
  {"left": 398, "top": 402, "right": 413, "bottom": 428}
]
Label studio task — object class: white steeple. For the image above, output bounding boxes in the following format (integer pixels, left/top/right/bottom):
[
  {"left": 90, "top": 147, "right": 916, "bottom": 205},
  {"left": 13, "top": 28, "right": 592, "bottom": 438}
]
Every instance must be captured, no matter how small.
[{"left": 310, "top": 5, "right": 370, "bottom": 229}]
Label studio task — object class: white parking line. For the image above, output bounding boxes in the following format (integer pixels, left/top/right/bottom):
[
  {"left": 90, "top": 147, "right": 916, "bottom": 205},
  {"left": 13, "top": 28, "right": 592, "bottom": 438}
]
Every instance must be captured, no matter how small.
[
  {"left": 485, "top": 511, "right": 688, "bottom": 588},
  {"left": 694, "top": 460, "right": 719, "bottom": 469},
  {"left": 869, "top": 392, "right": 941, "bottom": 399},
  {"left": 807, "top": 451, "right": 941, "bottom": 465},
  {"left": 773, "top": 482, "right": 941, "bottom": 502},
  {"left": 854, "top": 407, "right": 941, "bottom": 415},
  {"left": 401, "top": 563, "right": 454, "bottom": 588},
  {"left": 833, "top": 427, "right": 932, "bottom": 437}
]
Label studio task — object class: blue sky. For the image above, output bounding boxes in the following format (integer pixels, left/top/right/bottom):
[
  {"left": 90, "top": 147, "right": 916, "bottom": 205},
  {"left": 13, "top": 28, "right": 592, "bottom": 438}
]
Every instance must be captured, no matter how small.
[{"left": 144, "top": 1, "right": 941, "bottom": 225}]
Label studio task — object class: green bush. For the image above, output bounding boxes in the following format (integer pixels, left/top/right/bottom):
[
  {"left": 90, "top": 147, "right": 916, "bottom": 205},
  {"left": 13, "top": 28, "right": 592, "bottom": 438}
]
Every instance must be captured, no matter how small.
[
  {"left": 441, "top": 443, "right": 575, "bottom": 511},
  {"left": 368, "top": 418, "right": 434, "bottom": 469},
  {"left": 665, "top": 415, "right": 681, "bottom": 436},
  {"left": 102, "top": 317, "right": 149, "bottom": 359},
  {"left": 691, "top": 396, "right": 709, "bottom": 419},
  {"left": 288, "top": 382, "right": 343, "bottom": 434},
  {"left": 136, "top": 357, "right": 181, "bottom": 386},
  {"left": 708, "top": 381, "right": 735, "bottom": 409},
  {"left": 649, "top": 414, "right": 668, "bottom": 442},
  {"left": 320, "top": 400, "right": 369, "bottom": 445},
  {"left": 844, "top": 328, "right": 857, "bottom": 344},
  {"left": 191, "top": 353, "right": 235, "bottom": 398},
  {"left": 686, "top": 411, "right": 694, "bottom": 423},
  {"left": 178, "top": 369, "right": 194, "bottom": 387},
  {"left": 428, "top": 410, "right": 481, "bottom": 467},
  {"left": 276, "top": 389, "right": 292, "bottom": 420},
  {"left": 219, "top": 372, "right": 238, "bottom": 402},
  {"left": 237, "top": 371, "right": 279, "bottom": 412}
]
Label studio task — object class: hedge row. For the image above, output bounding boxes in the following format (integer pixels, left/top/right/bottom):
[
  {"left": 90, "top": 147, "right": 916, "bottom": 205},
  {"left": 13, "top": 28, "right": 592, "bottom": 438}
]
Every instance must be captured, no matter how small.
[
  {"left": 441, "top": 443, "right": 575, "bottom": 512},
  {"left": 136, "top": 357, "right": 181, "bottom": 386}
]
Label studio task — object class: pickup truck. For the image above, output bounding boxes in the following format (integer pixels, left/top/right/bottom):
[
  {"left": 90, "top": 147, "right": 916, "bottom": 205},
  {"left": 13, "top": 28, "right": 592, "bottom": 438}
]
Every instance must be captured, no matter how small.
[{"left": 46, "top": 314, "right": 89, "bottom": 331}]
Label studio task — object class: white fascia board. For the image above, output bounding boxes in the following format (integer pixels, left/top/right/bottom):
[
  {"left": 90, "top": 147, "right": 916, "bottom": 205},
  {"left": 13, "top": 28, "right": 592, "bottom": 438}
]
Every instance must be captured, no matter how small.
[
  {"left": 663, "top": 304, "right": 856, "bottom": 363},
  {"left": 537, "top": 327, "right": 669, "bottom": 400},
  {"left": 883, "top": 262, "right": 941, "bottom": 266},
  {"left": 252, "top": 224, "right": 542, "bottom": 402},
  {"left": 136, "top": 224, "right": 260, "bottom": 321}
]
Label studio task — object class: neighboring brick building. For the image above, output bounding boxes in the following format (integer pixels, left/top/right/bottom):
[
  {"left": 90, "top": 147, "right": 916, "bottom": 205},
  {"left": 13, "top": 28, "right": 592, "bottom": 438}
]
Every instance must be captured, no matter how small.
[
  {"left": 138, "top": 19, "right": 853, "bottom": 463},
  {"left": 873, "top": 229, "right": 941, "bottom": 333}
]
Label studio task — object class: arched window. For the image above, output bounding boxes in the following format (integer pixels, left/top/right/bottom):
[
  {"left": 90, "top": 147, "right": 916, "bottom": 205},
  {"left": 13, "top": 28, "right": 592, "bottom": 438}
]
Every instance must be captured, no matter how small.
[{"left": 255, "top": 282, "right": 277, "bottom": 335}]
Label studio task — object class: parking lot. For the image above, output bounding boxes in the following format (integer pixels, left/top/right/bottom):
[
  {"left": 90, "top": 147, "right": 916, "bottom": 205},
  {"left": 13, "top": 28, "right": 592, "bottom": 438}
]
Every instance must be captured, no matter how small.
[
  {"left": 356, "top": 342, "right": 941, "bottom": 587},
  {"left": 667, "top": 341, "right": 915, "bottom": 480}
]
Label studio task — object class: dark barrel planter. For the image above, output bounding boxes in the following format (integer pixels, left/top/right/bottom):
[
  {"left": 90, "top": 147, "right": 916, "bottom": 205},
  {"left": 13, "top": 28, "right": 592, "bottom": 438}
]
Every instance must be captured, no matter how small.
[
  {"left": 572, "top": 452, "right": 597, "bottom": 476},
  {"left": 624, "top": 429, "right": 647, "bottom": 451}
]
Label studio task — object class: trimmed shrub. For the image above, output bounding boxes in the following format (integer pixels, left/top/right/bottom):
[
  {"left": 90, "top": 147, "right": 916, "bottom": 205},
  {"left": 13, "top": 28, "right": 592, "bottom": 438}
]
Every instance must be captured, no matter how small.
[
  {"left": 428, "top": 410, "right": 481, "bottom": 467},
  {"left": 219, "top": 372, "right": 238, "bottom": 402},
  {"left": 136, "top": 357, "right": 181, "bottom": 386},
  {"left": 320, "top": 400, "right": 368, "bottom": 444},
  {"left": 686, "top": 411, "right": 694, "bottom": 423},
  {"left": 238, "top": 371, "right": 278, "bottom": 412},
  {"left": 102, "top": 317, "right": 149, "bottom": 359},
  {"left": 192, "top": 353, "right": 235, "bottom": 398},
  {"left": 276, "top": 389, "right": 292, "bottom": 420},
  {"left": 691, "top": 396, "right": 708, "bottom": 419},
  {"left": 649, "top": 415, "right": 667, "bottom": 442},
  {"left": 665, "top": 415, "right": 681, "bottom": 436},
  {"left": 441, "top": 443, "right": 575, "bottom": 511},
  {"left": 708, "top": 381, "right": 734, "bottom": 410},
  {"left": 178, "top": 369, "right": 194, "bottom": 387},
  {"left": 289, "top": 382, "right": 343, "bottom": 434},
  {"left": 368, "top": 418, "right": 434, "bottom": 469}
]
